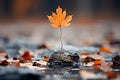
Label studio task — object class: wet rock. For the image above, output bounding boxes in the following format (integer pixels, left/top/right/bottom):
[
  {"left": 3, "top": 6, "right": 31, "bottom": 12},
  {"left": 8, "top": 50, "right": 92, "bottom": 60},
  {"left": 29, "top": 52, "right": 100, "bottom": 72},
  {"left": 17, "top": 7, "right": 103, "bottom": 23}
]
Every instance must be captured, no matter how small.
[
  {"left": 32, "top": 62, "right": 41, "bottom": 67},
  {"left": 112, "top": 55, "right": 120, "bottom": 69},
  {"left": 47, "top": 51, "right": 80, "bottom": 68}
]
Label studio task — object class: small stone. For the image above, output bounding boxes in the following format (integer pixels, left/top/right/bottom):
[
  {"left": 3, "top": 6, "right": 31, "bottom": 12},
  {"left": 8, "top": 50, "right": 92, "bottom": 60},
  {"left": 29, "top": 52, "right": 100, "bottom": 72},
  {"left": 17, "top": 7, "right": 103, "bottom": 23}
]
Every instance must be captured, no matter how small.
[
  {"left": 32, "top": 62, "right": 41, "bottom": 66},
  {"left": 5, "top": 55, "right": 9, "bottom": 59},
  {"left": 13, "top": 57, "right": 18, "bottom": 60}
]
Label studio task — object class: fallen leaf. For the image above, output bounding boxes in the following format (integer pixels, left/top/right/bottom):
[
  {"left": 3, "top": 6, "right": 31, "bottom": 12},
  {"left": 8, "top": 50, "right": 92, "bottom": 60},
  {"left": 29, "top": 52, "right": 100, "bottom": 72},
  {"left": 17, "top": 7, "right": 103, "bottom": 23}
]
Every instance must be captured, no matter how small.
[
  {"left": 99, "top": 47, "right": 111, "bottom": 53},
  {"left": 106, "top": 72, "right": 118, "bottom": 79},
  {"left": 0, "top": 60, "right": 10, "bottom": 66},
  {"left": 43, "top": 56, "right": 49, "bottom": 62},
  {"left": 87, "top": 54, "right": 111, "bottom": 72},
  {"left": 19, "top": 51, "right": 33, "bottom": 62},
  {"left": 80, "top": 52, "right": 90, "bottom": 55},
  {"left": 93, "top": 59, "right": 101, "bottom": 68}
]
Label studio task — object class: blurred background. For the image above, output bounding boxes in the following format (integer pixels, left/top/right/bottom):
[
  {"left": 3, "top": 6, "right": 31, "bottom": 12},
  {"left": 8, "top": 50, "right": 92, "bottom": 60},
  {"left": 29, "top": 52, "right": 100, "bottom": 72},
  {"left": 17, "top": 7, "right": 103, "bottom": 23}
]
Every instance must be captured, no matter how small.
[{"left": 0, "top": 0, "right": 120, "bottom": 46}]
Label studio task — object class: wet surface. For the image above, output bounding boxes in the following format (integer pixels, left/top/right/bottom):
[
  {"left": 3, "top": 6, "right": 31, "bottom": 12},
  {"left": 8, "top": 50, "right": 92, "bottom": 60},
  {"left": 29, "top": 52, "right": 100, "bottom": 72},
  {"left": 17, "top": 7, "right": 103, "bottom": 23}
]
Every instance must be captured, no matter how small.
[{"left": 0, "top": 23, "right": 120, "bottom": 80}]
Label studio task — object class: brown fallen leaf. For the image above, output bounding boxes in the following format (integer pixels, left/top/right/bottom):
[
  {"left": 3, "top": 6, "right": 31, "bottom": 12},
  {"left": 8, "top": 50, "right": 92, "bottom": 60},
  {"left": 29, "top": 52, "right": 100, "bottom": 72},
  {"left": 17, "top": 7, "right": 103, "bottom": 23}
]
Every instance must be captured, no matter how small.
[
  {"left": 87, "top": 54, "right": 111, "bottom": 72},
  {"left": 11, "top": 60, "right": 20, "bottom": 67},
  {"left": 106, "top": 72, "right": 118, "bottom": 79},
  {"left": 0, "top": 60, "right": 10, "bottom": 66},
  {"left": 43, "top": 56, "right": 49, "bottom": 62},
  {"left": 19, "top": 51, "right": 33, "bottom": 63}
]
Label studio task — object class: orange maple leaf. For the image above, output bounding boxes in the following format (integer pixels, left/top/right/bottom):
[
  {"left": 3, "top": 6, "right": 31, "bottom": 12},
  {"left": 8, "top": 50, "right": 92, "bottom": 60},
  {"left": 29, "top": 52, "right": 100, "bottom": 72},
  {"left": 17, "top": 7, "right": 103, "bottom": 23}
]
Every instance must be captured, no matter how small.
[{"left": 47, "top": 6, "right": 72, "bottom": 28}]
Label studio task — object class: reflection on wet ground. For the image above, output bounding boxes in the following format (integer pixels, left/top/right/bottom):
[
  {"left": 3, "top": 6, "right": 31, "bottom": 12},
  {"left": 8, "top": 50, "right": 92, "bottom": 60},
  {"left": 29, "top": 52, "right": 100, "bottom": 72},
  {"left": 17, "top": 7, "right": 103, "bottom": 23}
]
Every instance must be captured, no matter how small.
[{"left": 40, "top": 67, "right": 82, "bottom": 80}]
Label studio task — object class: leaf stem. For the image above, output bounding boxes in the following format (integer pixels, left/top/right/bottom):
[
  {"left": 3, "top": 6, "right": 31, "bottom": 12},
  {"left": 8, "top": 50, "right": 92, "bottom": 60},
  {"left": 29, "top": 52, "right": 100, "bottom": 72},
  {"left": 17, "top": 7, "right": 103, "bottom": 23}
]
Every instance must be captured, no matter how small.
[{"left": 60, "top": 26, "right": 63, "bottom": 51}]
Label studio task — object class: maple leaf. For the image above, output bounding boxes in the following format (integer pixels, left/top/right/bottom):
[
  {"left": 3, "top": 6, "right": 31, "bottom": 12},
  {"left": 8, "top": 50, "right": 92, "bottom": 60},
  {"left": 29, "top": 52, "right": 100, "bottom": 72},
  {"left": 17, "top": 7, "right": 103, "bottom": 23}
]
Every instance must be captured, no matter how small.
[{"left": 47, "top": 6, "right": 72, "bottom": 28}]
